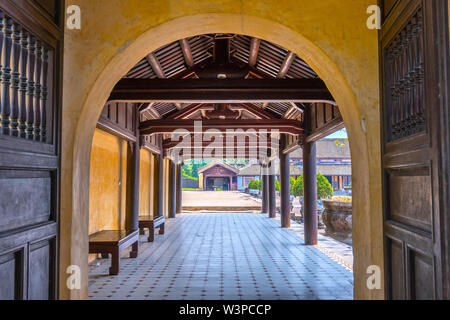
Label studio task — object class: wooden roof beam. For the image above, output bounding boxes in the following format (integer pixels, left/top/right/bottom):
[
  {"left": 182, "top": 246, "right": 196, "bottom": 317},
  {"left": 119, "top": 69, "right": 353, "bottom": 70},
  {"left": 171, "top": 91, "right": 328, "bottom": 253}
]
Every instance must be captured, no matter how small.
[
  {"left": 109, "top": 78, "right": 336, "bottom": 105},
  {"left": 140, "top": 119, "right": 303, "bottom": 135},
  {"left": 172, "top": 149, "right": 271, "bottom": 159},
  {"left": 164, "top": 139, "right": 276, "bottom": 149}
]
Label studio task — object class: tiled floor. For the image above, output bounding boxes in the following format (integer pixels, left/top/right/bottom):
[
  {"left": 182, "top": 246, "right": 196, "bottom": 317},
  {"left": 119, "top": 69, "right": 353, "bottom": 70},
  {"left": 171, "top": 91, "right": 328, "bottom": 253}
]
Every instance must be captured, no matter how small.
[{"left": 88, "top": 214, "right": 354, "bottom": 300}]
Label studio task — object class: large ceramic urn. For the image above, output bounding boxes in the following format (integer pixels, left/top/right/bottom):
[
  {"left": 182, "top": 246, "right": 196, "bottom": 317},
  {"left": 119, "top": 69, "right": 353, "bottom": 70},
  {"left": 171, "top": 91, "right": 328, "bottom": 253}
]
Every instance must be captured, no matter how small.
[{"left": 321, "top": 199, "right": 352, "bottom": 240}]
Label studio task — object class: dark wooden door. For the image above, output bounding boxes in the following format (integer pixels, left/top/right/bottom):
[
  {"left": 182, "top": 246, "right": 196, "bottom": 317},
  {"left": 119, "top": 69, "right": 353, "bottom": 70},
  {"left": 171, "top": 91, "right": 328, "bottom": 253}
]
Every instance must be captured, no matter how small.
[
  {"left": 380, "top": 0, "right": 450, "bottom": 300},
  {"left": 0, "top": 0, "right": 63, "bottom": 300}
]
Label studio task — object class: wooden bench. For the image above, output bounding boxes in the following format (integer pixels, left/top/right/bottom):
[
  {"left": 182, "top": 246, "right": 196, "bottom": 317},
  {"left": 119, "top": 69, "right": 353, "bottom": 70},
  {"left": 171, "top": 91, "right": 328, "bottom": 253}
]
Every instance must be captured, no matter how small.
[
  {"left": 89, "top": 230, "right": 139, "bottom": 275},
  {"left": 139, "top": 215, "right": 165, "bottom": 242}
]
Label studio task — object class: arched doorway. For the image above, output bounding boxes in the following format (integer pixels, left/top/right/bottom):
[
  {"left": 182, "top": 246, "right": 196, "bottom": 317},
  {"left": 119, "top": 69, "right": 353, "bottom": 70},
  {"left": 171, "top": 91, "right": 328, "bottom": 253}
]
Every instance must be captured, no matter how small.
[{"left": 62, "top": 13, "right": 382, "bottom": 300}]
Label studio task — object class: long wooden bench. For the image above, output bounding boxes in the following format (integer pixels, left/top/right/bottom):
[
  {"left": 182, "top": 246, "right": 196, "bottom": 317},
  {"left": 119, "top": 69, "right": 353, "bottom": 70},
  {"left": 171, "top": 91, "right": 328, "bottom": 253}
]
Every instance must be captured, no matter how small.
[
  {"left": 139, "top": 215, "right": 165, "bottom": 242},
  {"left": 89, "top": 230, "right": 139, "bottom": 275}
]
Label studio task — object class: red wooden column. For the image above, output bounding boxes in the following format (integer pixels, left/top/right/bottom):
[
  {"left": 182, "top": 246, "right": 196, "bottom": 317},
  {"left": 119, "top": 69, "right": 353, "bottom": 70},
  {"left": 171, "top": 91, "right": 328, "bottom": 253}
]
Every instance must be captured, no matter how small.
[
  {"left": 169, "top": 160, "right": 177, "bottom": 218},
  {"left": 303, "top": 140, "right": 318, "bottom": 245},
  {"left": 268, "top": 161, "right": 276, "bottom": 219},
  {"left": 176, "top": 163, "right": 182, "bottom": 214},
  {"left": 279, "top": 134, "right": 291, "bottom": 228},
  {"left": 261, "top": 164, "right": 269, "bottom": 214}
]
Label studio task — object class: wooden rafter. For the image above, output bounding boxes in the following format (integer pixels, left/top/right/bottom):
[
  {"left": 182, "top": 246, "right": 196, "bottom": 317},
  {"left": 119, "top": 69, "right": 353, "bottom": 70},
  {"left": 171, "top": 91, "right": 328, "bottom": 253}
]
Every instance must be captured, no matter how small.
[
  {"left": 179, "top": 38, "right": 194, "bottom": 67},
  {"left": 166, "top": 104, "right": 214, "bottom": 120},
  {"left": 146, "top": 53, "right": 181, "bottom": 110},
  {"left": 146, "top": 53, "right": 165, "bottom": 78},
  {"left": 227, "top": 104, "right": 277, "bottom": 120},
  {"left": 139, "top": 103, "right": 160, "bottom": 119},
  {"left": 277, "top": 52, "right": 296, "bottom": 78},
  {"left": 248, "top": 38, "right": 261, "bottom": 67},
  {"left": 284, "top": 105, "right": 297, "bottom": 119}
]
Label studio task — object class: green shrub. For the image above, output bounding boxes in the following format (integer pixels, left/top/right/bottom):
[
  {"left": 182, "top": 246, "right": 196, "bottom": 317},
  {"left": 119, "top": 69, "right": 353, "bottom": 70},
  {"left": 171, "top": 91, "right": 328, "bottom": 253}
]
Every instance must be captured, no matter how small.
[
  {"left": 273, "top": 178, "right": 295, "bottom": 193},
  {"left": 248, "top": 179, "right": 262, "bottom": 190},
  {"left": 317, "top": 173, "right": 333, "bottom": 199},
  {"left": 292, "top": 173, "right": 333, "bottom": 199}
]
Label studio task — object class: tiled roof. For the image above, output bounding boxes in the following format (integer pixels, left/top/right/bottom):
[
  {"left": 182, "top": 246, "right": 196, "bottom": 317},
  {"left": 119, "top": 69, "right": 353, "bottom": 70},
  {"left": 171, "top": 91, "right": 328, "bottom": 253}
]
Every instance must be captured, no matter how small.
[
  {"left": 238, "top": 163, "right": 351, "bottom": 177},
  {"left": 198, "top": 160, "right": 240, "bottom": 174},
  {"left": 290, "top": 139, "right": 351, "bottom": 159}
]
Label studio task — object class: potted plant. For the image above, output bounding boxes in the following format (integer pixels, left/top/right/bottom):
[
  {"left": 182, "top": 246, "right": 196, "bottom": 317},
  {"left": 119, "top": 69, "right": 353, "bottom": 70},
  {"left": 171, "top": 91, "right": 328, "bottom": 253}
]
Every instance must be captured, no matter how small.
[{"left": 321, "top": 196, "right": 352, "bottom": 241}]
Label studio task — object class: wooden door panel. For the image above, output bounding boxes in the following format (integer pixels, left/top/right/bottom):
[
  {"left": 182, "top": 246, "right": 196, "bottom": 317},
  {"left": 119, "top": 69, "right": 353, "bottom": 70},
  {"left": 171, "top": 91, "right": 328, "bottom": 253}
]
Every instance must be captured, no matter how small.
[
  {"left": 387, "top": 168, "right": 432, "bottom": 232},
  {"left": 0, "top": 170, "right": 54, "bottom": 233},
  {"left": 0, "top": 250, "right": 23, "bottom": 300},
  {"left": 408, "top": 248, "right": 434, "bottom": 300},
  {"left": 28, "top": 238, "right": 56, "bottom": 300},
  {"left": 387, "top": 238, "right": 405, "bottom": 299},
  {"left": 380, "top": 0, "right": 450, "bottom": 300},
  {"left": 0, "top": 0, "right": 63, "bottom": 300}
]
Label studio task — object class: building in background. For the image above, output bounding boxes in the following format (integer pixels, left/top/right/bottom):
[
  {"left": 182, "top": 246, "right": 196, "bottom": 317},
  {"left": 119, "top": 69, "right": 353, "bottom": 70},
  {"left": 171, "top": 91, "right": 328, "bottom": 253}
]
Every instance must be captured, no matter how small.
[
  {"left": 237, "top": 139, "right": 351, "bottom": 192},
  {"left": 198, "top": 161, "right": 240, "bottom": 191}
]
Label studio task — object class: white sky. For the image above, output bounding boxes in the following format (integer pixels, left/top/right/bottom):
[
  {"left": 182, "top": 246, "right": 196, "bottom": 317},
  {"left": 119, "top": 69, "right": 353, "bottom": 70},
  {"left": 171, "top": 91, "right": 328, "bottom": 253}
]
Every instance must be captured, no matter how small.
[{"left": 325, "top": 128, "right": 348, "bottom": 139}]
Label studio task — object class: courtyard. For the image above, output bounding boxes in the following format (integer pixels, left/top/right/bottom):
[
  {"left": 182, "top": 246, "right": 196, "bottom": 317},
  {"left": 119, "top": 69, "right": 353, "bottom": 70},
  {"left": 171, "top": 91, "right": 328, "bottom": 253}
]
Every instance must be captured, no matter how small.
[{"left": 182, "top": 191, "right": 262, "bottom": 211}]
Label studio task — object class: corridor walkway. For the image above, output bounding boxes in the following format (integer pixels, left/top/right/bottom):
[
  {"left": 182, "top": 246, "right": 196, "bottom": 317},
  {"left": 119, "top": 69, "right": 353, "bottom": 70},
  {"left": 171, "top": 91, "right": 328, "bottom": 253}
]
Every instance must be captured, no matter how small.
[{"left": 88, "top": 214, "right": 353, "bottom": 300}]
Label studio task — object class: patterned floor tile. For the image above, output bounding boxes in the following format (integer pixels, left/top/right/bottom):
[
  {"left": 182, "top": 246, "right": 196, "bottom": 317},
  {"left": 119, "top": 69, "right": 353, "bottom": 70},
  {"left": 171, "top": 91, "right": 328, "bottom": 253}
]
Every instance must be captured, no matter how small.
[{"left": 88, "top": 213, "right": 353, "bottom": 300}]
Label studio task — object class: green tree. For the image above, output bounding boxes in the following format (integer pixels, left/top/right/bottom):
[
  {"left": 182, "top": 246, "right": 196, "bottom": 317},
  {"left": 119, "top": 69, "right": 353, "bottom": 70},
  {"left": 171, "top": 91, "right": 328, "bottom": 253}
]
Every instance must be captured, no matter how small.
[
  {"left": 290, "top": 177, "right": 296, "bottom": 194},
  {"left": 292, "top": 175, "right": 303, "bottom": 198},
  {"left": 291, "top": 173, "right": 333, "bottom": 199},
  {"left": 275, "top": 178, "right": 280, "bottom": 192}
]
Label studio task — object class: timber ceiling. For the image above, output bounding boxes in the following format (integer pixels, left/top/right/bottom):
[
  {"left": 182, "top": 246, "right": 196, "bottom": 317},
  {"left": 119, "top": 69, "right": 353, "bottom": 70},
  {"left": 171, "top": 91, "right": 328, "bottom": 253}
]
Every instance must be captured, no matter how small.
[{"left": 124, "top": 34, "right": 320, "bottom": 123}]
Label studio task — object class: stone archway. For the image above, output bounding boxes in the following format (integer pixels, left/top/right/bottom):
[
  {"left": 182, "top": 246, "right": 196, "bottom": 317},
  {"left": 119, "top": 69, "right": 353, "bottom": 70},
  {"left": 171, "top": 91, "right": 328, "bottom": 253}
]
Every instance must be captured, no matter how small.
[{"left": 61, "top": 12, "right": 382, "bottom": 300}]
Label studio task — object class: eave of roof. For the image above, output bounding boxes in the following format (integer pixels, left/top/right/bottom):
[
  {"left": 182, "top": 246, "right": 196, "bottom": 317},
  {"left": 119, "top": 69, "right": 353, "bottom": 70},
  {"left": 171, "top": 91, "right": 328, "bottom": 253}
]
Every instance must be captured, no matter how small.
[{"left": 198, "top": 160, "right": 240, "bottom": 174}]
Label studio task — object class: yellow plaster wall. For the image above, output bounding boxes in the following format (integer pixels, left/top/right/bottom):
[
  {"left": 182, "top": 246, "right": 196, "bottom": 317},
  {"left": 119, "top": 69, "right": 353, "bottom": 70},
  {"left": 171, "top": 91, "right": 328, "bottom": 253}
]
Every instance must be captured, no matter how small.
[
  {"left": 88, "top": 129, "right": 128, "bottom": 261},
  {"left": 61, "top": 0, "right": 382, "bottom": 300},
  {"left": 139, "top": 149, "right": 152, "bottom": 216},
  {"left": 199, "top": 173, "right": 204, "bottom": 190}
]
